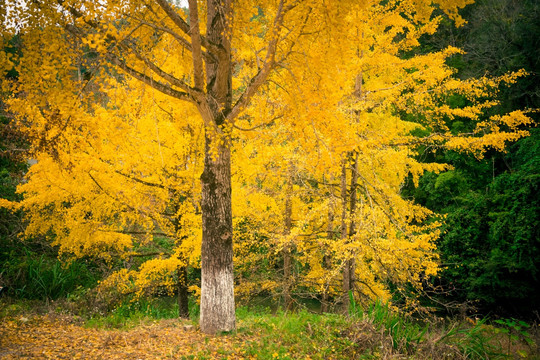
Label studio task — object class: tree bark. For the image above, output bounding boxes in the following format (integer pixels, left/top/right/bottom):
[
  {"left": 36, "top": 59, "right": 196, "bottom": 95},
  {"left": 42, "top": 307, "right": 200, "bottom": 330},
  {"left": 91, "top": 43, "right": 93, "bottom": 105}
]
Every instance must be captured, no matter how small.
[
  {"left": 340, "top": 159, "right": 350, "bottom": 313},
  {"left": 199, "top": 136, "right": 235, "bottom": 333},
  {"left": 342, "top": 72, "right": 363, "bottom": 310},
  {"left": 347, "top": 72, "right": 362, "bottom": 298},
  {"left": 347, "top": 153, "right": 359, "bottom": 298},
  {"left": 189, "top": 0, "right": 285, "bottom": 333},
  {"left": 321, "top": 204, "right": 334, "bottom": 313},
  {"left": 171, "top": 191, "right": 190, "bottom": 320},
  {"left": 195, "top": 0, "right": 236, "bottom": 334},
  {"left": 283, "top": 172, "right": 293, "bottom": 310},
  {"left": 177, "top": 265, "right": 190, "bottom": 319}
]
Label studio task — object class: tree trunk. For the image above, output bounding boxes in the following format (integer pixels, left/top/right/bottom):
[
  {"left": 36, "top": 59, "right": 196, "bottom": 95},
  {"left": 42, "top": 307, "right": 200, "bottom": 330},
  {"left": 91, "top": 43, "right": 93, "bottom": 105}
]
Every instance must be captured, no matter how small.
[
  {"left": 321, "top": 204, "right": 334, "bottom": 313},
  {"left": 343, "top": 72, "right": 363, "bottom": 309},
  {"left": 177, "top": 265, "right": 190, "bottom": 319},
  {"left": 283, "top": 242, "right": 292, "bottom": 310},
  {"left": 347, "top": 154, "right": 359, "bottom": 298},
  {"left": 340, "top": 159, "right": 350, "bottom": 313},
  {"left": 283, "top": 173, "right": 293, "bottom": 310},
  {"left": 199, "top": 136, "right": 235, "bottom": 333},
  {"left": 197, "top": 0, "right": 236, "bottom": 334},
  {"left": 171, "top": 196, "right": 190, "bottom": 320}
]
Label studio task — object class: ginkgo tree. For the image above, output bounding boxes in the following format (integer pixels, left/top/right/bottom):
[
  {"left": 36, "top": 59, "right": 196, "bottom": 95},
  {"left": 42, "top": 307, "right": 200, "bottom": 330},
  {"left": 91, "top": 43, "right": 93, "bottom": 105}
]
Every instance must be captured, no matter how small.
[
  {"left": 231, "top": 98, "right": 446, "bottom": 312},
  {"left": 12, "top": 76, "right": 204, "bottom": 318},
  {"left": 1, "top": 0, "right": 533, "bottom": 333},
  {"left": 229, "top": 0, "right": 533, "bottom": 312}
]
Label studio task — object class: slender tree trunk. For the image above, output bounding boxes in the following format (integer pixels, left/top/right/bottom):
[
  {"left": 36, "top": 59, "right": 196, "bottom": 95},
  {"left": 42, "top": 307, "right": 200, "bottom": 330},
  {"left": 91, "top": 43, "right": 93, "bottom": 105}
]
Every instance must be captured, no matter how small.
[
  {"left": 283, "top": 172, "right": 293, "bottom": 310},
  {"left": 321, "top": 204, "right": 334, "bottom": 313},
  {"left": 177, "top": 264, "right": 190, "bottom": 319},
  {"left": 347, "top": 72, "right": 362, "bottom": 297},
  {"left": 199, "top": 136, "right": 235, "bottom": 333},
  {"left": 347, "top": 153, "right": 359, "bottom": 296},
  {"left": 340, "top": 159, "right": 350, "bottom": 313},
  {"left": 171, "top": 195, "right": 190, "bottom": 320}
]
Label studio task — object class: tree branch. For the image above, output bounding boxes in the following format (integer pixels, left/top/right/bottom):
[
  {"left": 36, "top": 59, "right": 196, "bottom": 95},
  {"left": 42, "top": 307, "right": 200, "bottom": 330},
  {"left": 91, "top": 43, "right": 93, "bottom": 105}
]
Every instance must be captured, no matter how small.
[
  {"left": 62, "top": 4, "right": 198, "bottom": 103},
  {"left": 132, "top": 17, "right": 217, "bottom": 62},
  {"left": 118, "top": 38, "right": 197, "bottom": 96},
  {"left": 97, "top": 229, "right": 171, "bottom": 237},
  {"left": 228, "top": 0, "right": 293, "bottom": 122},
  {"left": 87, "top": 172, "right": 166, "bottom": 223},
  {"left": 188, "top": 0, "right": 205, "bottom": 91},
  {"left": 108, "top": 55, "right": 194, "bottom": 102},
  {"left": 154, "top": 0, "right": 225, "bottom": 57},
  {"left": 128, "top": 251, "right": 172, "bottom": 257},
  {"left": 113, "top": 169, "right": 169, "bottom": 190},
  {"left": 232, "top": 114, "right": 283, "bottom": 131}
]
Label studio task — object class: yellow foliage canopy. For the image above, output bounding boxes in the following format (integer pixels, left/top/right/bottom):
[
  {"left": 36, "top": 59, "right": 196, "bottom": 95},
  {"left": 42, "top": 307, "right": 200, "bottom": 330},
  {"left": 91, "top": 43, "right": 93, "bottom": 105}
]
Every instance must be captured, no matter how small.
[{"left": 0, "top": 0, "right": 533, "bottom": 310}]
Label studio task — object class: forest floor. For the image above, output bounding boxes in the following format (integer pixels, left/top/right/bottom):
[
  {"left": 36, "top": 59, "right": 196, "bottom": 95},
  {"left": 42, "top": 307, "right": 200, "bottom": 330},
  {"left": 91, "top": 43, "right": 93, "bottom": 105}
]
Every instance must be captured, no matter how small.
[
  {"left": 1, "top": 302, "right": 538, "bottom": 359},
  {"left": 0, "top": 314, "right": 257, "bottom": 360}
]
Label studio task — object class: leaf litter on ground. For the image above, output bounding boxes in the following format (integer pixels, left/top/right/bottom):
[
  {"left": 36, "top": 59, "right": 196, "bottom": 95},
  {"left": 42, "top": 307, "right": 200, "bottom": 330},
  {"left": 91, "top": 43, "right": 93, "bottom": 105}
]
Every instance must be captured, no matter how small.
[{"left": 0, "top": 314, "right": 255, "bottom": 359}]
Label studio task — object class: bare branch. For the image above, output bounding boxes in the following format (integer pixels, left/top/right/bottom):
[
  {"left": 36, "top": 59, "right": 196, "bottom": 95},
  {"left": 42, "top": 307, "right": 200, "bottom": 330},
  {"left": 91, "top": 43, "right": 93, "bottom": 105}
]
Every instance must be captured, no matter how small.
[
  {"left": 188, "top": 0, "right": 205, "bottom": 90},
  {"left": 132, "top": 17, "right": 217, "bottom": 62},
  {"left": 228, "top": 0, "right": 295, "bottom": 122},
  {"left": 154, "top": 0, "right": 225, "bottom": 57},
  {"left": 108, "top": 55, "right": 194, "bottom": 102},
  {"left": 232, "top": 114, "right": 283, "bottom": 131},
  {"left": 118, "top": 39, "right": 198, "bottom": 96}
]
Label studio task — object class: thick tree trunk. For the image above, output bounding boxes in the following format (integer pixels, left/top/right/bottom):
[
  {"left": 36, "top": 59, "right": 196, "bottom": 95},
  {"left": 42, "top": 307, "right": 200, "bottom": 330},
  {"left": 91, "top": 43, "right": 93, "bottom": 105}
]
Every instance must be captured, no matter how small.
[
  {"left": 199, "top": 136, "right": 235, "bottom": 333},
  {"left": 196, "top": 0, "right": 236, "bottom": 334}
]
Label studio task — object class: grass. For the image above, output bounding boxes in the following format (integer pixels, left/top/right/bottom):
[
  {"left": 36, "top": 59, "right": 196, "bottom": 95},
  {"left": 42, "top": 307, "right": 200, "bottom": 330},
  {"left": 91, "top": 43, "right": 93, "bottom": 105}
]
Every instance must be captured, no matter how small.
[
  {"left": 84, "top": 297, "right": 191, "bottom": 329},
  {"left": 1, "top": 295, "right": 537, "bottom": 359},
  {"left": 1, "top": 250, "right": 99, "bottom": 301},
  {"left": 236, "top": 307, "right": 356, "bottom": 359}
]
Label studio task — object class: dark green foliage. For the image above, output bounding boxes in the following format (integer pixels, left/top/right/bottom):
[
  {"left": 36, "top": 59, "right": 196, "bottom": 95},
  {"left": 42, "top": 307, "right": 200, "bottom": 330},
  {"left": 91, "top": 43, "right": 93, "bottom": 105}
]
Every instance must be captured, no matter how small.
[
  {"left": 410, "top": 130, "right": 540, "bottom": 316},
  {"left": 1, "top": 251, "right": 99, "bottom": 300},
  {"left": 0, "top": 101, "right": 27, "bottom": 296},
  {"left": 404, "top": 0, "right": 540, "bottom": 317},
  {"left": 427, "top": 0, "right": 540, "bottom": 110}
]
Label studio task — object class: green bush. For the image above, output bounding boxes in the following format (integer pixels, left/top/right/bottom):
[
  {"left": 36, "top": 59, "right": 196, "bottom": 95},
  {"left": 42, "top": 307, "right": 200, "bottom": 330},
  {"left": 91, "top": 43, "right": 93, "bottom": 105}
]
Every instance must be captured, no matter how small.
[{"left": 1, "top": 249, "right": 99, "bottom": 300}]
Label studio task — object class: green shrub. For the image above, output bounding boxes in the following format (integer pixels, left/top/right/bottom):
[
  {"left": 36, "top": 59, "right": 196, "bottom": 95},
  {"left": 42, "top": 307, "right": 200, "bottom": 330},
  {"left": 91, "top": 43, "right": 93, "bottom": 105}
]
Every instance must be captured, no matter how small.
[{"left": 1, "top": 249, "right": 99, "bottom": 300}]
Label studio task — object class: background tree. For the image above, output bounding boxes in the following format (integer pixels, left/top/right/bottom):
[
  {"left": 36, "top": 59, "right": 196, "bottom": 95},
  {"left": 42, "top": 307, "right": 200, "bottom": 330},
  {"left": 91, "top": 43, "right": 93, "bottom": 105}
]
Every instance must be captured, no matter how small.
[{"left": 406, "top": 0, "right": 540, "bottom": 317}]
